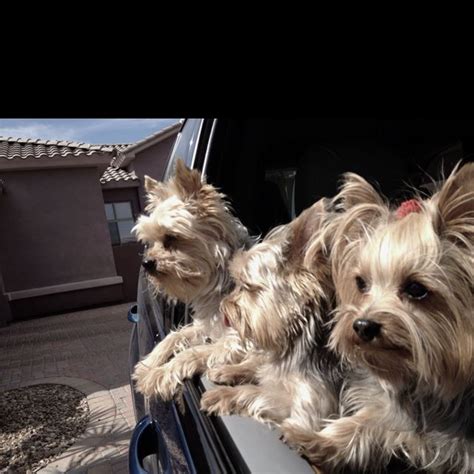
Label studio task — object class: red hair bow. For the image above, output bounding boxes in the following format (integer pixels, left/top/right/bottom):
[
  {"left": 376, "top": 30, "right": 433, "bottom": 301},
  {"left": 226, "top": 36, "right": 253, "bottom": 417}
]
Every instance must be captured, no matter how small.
[{"left": 395, "top": 199, "right": 422, "bottom": 219}]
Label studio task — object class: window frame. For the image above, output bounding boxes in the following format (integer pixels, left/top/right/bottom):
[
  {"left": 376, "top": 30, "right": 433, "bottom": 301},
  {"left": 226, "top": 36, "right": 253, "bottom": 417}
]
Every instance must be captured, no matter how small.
[{"left": 105, "top": 201, "right": 135, "bottom": 246}]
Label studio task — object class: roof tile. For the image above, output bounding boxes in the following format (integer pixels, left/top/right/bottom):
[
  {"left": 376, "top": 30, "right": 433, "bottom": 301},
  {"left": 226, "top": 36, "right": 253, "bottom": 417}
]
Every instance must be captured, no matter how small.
[
  {"left": 100, "top": 166, "right": 138, "bottom": 184},
  {"left": 0, "top": 136, "right": 114, "bottom": 160}
]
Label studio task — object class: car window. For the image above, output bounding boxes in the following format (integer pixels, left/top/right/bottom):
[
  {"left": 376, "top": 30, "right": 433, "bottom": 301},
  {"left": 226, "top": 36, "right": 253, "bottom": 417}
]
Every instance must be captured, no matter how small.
[
  {"left": 164, "top": 119, "right": 203, "bottom": 179},
  {"left": 161, "top": 119, "right": 206, "bottom": 330}
]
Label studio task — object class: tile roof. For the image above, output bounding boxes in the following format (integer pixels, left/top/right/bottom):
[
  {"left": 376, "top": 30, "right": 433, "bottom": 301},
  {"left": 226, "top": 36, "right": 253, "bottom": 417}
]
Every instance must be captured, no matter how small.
[
  {"left": 104, "top": 144, "right": 131, "bottom": 153},
  {"left": 0, "top": 122, "right": 181, "bottom": 186},
  {"left": 0, "top": 136, "right": 115, "bottom": 160},
  {"left": 100, "top": 166, "right": 138, "bottom": 184}
]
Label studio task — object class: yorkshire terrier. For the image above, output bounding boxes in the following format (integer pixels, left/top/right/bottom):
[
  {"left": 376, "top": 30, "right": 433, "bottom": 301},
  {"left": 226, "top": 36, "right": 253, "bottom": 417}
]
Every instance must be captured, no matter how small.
[
  {"left": 132, "top": 160, "right": 254, "bottom": 400},
  {"left": 282, "top": 163, "right": 474, "bottom": 473},
  {"left": 200, "top": 198, "right": 346, "bottom": 439}
]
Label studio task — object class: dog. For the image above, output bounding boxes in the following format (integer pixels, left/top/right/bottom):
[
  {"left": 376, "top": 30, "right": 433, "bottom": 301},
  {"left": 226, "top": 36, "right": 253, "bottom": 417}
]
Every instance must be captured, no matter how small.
[
  {"left": 200, "top": 197, "right": 347, "bottom": 441},
  {"left": 132, "top": 160, "right": 255, "bottom": 400},
  {"left": 282, "top": 163, "right": 474, "bottom": 473}
]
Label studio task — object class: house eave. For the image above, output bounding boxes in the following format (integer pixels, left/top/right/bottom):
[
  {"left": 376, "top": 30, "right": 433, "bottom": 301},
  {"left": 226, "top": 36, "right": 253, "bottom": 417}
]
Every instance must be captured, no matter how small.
[{"left": 101, "top": 179, "right": 140, "bottom": 189}]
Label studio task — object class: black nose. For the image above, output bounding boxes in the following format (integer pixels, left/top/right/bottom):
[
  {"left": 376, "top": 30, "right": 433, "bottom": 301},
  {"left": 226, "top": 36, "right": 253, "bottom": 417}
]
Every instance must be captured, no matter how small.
[
  {"left": 142, "top": 259, "right": 157, "bottom": 272},
  {"left": 353, "top": 319, "right": 381, "bottom": 342}
]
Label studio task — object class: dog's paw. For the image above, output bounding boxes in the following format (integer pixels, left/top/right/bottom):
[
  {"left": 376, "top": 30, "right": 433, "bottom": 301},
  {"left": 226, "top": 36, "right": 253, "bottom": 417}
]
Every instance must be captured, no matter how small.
[
  {"left": 200, "top": 387, "right": 235, "bottom": 416},
  {"left": 152, "top": 351, "right": 174, "bottom": 367},
  {"left": 142, "top": 346, "right": 176, "bottom": 369},
  {"left": 132, "top": 361, "right": 151, "bottom": 385},
  {"left": 280, "top": 421, "right": 336, "bottom": 466},
  {"left": 206, "top": 366, "right": 240, "bottom": 385},
  {"left": 134, "top": 365, "right": 181, "bottom": 401}
]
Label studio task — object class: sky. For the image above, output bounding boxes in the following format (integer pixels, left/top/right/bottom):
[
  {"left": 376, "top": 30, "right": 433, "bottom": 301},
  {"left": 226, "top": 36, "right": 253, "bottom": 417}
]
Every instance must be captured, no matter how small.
[{"left": 0, "top": 119, "right": 182, "bottom": 145}]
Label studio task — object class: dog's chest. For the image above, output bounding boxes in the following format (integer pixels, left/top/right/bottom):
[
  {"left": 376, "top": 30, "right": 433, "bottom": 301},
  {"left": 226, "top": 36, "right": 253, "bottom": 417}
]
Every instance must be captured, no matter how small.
[{"left": 400, "top": 390, "right": 474, "bottom": 440}]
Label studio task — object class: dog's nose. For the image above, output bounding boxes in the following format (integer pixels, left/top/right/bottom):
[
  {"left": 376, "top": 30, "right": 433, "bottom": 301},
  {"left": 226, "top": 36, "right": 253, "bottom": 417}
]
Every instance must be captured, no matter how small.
[
  {"left": 142, "top": 259, "right": 157, "bottom": 272},
  {"left": 353, "top": 319, "right": 381, "bottom": 342}
]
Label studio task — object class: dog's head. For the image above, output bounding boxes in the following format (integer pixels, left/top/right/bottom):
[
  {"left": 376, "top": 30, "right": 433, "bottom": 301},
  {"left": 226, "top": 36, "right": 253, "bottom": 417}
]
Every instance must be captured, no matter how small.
[
  {"left": 330, "top": 164, "right": 474, "bottom": 399},
  {"left": 133, "top": 160, "right": 249, "bottom": 303},
  {"left": 220, "top": 199, "right": 334, "bottom": 354}
]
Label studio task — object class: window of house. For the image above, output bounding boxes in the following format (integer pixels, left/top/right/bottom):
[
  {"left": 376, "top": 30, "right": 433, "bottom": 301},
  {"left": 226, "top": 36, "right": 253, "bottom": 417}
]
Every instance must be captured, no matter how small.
[{"left": 105, "top": 202, "right": 135, "bottom": 245}]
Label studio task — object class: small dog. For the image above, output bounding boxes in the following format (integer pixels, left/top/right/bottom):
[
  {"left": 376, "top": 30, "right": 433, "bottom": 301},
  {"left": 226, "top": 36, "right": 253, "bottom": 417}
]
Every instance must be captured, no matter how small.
[
  {"left": 283, "top": 164, "right": 474, "bottom": 473},
  {"left": 201, "top": 198, "right": 346, "bottom": 439},
  {"left": 132, "top": 160, "right": 254, "bottom": 400}
]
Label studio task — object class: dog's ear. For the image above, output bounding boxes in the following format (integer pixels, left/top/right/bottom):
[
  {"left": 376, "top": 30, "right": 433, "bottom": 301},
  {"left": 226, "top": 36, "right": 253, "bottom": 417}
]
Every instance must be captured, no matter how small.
[
  {"left": 143, "top": 175, "right": 169, "bottom": 211},
  {"left": 330, "top": 174, "right": 388, "bottom": 279},
  {"left": 144, "top": 175, "right": 159, "bottom": 193},
  {"left": 285, "top": 198, "right": 330, "bottom": 268},
  {"left": 234, "top": 263, "right": 324, "bottom": 354},
  {"left": 332, "top": 172, "right": 387, "bottom": 245},
  {"left": 432, "top": 162, "right": 474, "bottom": 245},
  {"left": 225, "top": 246, "right": 289, "bottom": 351},
  {"left": 227, "top": 296, "right": 287, "bottom": 353},
  {"left": 249, "top": 315, "right": 287, "bottom": 352},
  {"left": 173, "top": 159, "right": 203, "bottom": 198},
  {"left": 336, "top": 172, "right": 385, "bottom": 211},
  {"left": 144, "top": 175, "right": 169, "bottom": 197}
]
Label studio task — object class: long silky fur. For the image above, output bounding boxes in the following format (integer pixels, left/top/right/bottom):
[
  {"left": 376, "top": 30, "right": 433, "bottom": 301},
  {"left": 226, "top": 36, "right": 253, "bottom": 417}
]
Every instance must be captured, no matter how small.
[
  {"left": 201, "top": 198, "right": 347, "bottom": 436},
  {"left": 307, "top": 163, "right": 474, "bottom": 473},
  {"left": 131, "top": 160, "right": 257, "bottom": 400}
]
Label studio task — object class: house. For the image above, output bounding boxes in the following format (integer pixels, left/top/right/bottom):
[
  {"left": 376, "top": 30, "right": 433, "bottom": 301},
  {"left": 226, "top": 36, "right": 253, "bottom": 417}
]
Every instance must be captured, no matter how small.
[{"left": 0, "top": 121, "right": 182, "bottom": 325}]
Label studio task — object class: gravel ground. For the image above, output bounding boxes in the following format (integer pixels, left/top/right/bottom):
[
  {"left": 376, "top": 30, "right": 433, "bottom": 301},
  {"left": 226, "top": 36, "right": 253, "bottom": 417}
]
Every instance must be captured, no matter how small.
[{"left": 0, "top": 384, "right": 90, "bottom": 473}]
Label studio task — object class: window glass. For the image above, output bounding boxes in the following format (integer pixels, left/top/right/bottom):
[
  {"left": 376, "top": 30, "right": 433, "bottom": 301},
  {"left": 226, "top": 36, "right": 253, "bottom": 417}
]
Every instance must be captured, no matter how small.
[
  {"left": 118, "top": 220, "right": 135, "bottom": 243},
  {"left": 105, "top": 201, "right": 135, "bottom": 245},
  {"left": 115, "top": 202, "right": 133, "bottom": 219},
  {"left": 105, "top": 203, "right": 115, "bottom": 220},
  {"left": 108, "top": 222, "right": 120, "bottom": 245}
]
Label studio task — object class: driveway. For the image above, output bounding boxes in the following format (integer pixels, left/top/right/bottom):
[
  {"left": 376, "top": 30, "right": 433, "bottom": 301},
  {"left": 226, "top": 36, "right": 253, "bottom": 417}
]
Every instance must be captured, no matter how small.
[{"left": 0, "top": 303, "right": 135, "bottom": 473}]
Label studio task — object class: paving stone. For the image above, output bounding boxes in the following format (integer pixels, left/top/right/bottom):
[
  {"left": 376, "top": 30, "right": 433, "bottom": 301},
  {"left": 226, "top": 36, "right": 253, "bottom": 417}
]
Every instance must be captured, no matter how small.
[
  {"left": 0, "top": 303, "right": 134, "bottom": 472},
  {"left": 87, "top": 462, "right": 113, "bottom": 474}
]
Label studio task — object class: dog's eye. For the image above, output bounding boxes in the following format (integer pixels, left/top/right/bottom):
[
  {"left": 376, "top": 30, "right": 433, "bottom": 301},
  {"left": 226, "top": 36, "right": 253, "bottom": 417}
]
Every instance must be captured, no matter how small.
[
  {"left": 163, "top": 234, "right": 178, "bottom": 250},
  {"left": 404, "top": 281, "right": 429, "bottom": 300},
  {"left": 355, "top": 276, "right": 368, "bottom": 293},
  {"left": 242, "top": 283, "right": 259, "bottom": 293}
]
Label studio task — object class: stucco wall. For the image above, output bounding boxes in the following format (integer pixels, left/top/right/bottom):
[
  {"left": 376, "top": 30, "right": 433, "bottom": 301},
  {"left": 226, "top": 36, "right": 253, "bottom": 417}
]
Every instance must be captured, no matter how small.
[
  {"left": 0, "top": 267, "right": 12, "bottom": 325},
  {"left": 0, "top": 167, "right": 121, "bottom": 319}
]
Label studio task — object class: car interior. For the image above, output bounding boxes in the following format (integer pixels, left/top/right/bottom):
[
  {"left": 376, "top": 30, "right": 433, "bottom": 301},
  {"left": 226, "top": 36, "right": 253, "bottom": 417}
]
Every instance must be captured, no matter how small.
[
  {"left": 153, "top": 119, "right": 474, "bottom": 473},
  {"left": 206, "top": 118, "right": 471, "bottom": 238}
]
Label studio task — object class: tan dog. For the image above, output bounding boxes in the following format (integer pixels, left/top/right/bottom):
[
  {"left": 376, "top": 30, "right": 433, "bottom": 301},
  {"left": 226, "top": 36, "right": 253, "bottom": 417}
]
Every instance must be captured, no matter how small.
[
  {"left": 200, "top": 198, "right": 346, "bottom": 442},
  {"left": 283, "top": 164, "right": 474, "bottom": 473},
  {"left": 132, "top": 160, "right": 254, "bottom": 400}
]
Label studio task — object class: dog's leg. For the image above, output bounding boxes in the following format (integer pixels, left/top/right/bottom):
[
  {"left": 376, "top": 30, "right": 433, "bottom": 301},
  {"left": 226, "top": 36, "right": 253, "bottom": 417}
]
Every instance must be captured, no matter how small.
[
  {"left": 200, "top": 384, "right": 291, "bottom": 425},
  {"left": 207, "top": 353, "right": 264, "bottom": 385},
  {"left": 134, "top": 343, "right": 214, "bottom": 400},
  {"left": 280, "top": 407, "right": 390, "bottom": 472},
  {"left": 133, "top": 324, "right": 203, "bottom": 387}
]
